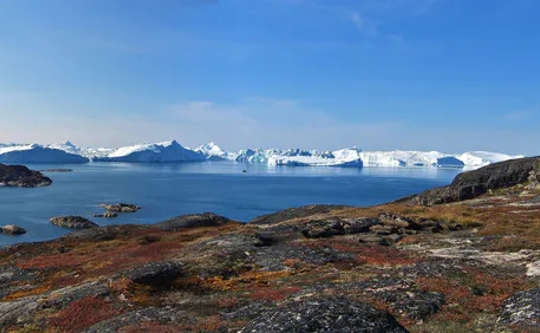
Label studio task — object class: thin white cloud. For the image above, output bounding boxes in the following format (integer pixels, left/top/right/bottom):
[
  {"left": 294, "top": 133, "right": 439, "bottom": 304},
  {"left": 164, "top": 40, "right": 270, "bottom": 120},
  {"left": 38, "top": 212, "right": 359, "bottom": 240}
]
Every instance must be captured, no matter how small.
[
  {"left": 503, "top": 110, "right": 531, "bottom": 121},
  {"left": 349, "top": 11, "right": 378, "bottom": 38}
]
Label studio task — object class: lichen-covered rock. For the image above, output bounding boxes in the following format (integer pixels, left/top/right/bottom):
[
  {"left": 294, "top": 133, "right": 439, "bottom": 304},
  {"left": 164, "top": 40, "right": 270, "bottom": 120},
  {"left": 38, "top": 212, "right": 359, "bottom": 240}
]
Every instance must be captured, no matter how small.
[
  {"left": 83, "top": 307, "right": 185, "bottom": 333},
  {"left": 50, "top": 216, "right": 98, "bottom": 229},
  {"left": 240, "top": 296, "right": 409, "bottom": 333},
  {"left": 377, "top": 290, "right": 445, "bottom": 320},
  {"left": 0, "top": 224, "right": 26, "bottom": 235},
  {"left": 498, "top": 288, "right": 540, "bottom": 330},
  {"left": 0, "top": 163, "right": 52, "bottom": 187},
  {"left": 0, "top": 296, "right": 41, "bottom": 326}
]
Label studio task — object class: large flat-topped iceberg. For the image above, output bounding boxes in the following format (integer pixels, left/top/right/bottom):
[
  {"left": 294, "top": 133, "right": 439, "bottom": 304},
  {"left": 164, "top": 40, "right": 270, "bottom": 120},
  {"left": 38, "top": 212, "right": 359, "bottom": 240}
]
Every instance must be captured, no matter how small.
[
  {"left": 231, "top": 148, "right": 522, "bottom": 169},
  {"left": 267, "top": 148, "right": 363, "bottom": 167},
  {"left": 93, "top": 140, "right": 205, "bottom": 163}
]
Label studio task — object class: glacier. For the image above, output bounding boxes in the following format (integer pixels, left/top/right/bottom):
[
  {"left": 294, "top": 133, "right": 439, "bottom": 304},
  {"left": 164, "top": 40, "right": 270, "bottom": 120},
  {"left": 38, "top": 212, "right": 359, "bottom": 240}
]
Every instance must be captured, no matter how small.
[{"left": 0, "top": 140, "right": 523, "bottom": 170}]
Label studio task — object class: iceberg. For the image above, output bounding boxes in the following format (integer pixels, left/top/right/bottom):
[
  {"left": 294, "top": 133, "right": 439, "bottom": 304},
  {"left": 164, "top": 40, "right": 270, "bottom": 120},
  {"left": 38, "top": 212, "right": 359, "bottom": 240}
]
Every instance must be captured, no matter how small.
[
  {"left": 0, "top": 139, "right": 522, "bottom": 169},
  {"left": 456, "top": 151, "right": 523, "bottom": 169},
  {"left": 268, "top": 147, "right": 363, "bottom": 167},
  {"left": 93, "top": 140, "right": 205, "bottom": 163},
  {"left": 230, "top": 147, "right": 522, "bottom": 170},
  {"left": 0, "top": 144, "right": 89, "bottom": 164},
  {"left": 47, "top": 141, "right": 113, "bottom": 159},
  {"left": 195, "top": 142, "right": 236, "bottom": 161}
]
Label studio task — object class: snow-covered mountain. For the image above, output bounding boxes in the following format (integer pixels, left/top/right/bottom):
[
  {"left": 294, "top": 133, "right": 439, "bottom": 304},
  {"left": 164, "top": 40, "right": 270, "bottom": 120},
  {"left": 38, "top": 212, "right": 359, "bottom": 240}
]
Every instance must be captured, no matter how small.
[
  {"left": 0, "top": 143, "right": 89, "bottom": 164},
  {"left": 93, "top": 140, "right": 205, "bottom": 163}
]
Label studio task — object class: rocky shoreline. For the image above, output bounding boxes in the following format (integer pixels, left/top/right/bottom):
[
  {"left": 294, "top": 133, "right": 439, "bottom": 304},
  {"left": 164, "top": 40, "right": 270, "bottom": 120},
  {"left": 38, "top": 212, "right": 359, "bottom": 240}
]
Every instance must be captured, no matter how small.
[
  {"left": 0, "top": 163, "right": 52, "bottom": 188},
  {"left": 0, "top": 157, "right": 539, "bottom": 332}
]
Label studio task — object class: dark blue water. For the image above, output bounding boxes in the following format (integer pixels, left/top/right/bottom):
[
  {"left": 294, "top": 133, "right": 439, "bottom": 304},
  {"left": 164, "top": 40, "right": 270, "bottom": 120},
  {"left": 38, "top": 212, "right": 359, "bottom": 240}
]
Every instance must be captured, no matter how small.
[{"left": 0, "top": 162, "right": 459, "bottom": 246}]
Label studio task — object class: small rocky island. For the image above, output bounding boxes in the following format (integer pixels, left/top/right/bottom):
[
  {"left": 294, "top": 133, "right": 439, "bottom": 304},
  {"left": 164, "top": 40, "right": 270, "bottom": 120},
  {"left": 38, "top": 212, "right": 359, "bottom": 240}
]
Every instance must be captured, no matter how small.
[
  {"left": 0, "top": 157, "right": 539, "bottom": 332},
  {"left": 0, "top": 224, "right": 26, "bottom": 235},
  {"left": 49, "top": 216, "right": 98, "bottom": 229},
  {"left": 93, "top": 203, "right": 141, "bottom": 219},
  {"left": 0, "top": 163, "right": 52, "bottom": 187},
  {"left": 100, "top": 203, "right": 141, "bottom": 213}
]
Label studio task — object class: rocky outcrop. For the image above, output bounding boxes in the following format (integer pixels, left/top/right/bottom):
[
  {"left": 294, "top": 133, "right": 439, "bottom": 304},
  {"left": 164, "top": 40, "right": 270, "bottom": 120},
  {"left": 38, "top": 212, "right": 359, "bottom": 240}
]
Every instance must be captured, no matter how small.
[
  {"left": 409, "top": 156, "right": 540, "bottom": 205},
  {"left": 62, "top": 225, "right": 147, "bottom": 241},
  {"left": 50, "top": 216, "right": 98, "bottom": 229},
  {"left": 302, "top": 217, "right": 380, "bottom": 238},
  {"left": 249, "top": 205, "right": 350, "bottom": 225},
  {"left": 0, "top": 224, "right": 26, "bottom": 235},
  {"left": 120, "top": 261, "right": 183, "bottom": 285},
  {"left": 240, "top": 296, "right": 408, "bottom": 332},
  {"left": 0, "top": 163, "right": 52, "bottom": 187},
  {"left": 155, "top": 212, "right": 233, "bottom": 231}
]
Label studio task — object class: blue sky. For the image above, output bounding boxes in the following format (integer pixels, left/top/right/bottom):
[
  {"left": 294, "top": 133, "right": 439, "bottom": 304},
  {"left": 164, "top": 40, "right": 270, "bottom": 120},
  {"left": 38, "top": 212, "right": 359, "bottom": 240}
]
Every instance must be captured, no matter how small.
[{"left": 0, "top": 0, "right": 539, "bottom": 154}]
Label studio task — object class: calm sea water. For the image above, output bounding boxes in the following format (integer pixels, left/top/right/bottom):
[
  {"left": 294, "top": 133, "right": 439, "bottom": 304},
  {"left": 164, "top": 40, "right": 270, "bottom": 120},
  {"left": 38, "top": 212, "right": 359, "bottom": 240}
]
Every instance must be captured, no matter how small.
[{"left": 0, "top": 161, "right": 460, "bottom": 246}]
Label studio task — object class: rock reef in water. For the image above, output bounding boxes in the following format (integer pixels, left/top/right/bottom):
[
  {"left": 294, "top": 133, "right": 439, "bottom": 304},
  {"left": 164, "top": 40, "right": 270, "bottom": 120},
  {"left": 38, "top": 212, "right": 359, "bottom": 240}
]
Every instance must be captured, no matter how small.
[{"left": 100, "top": 203, "right": 141, "bottom": 213}]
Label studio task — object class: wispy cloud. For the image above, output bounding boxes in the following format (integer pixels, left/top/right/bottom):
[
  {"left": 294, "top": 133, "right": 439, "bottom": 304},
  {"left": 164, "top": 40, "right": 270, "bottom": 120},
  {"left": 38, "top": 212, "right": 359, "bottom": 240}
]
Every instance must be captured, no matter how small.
[
  {"left": 307, "top": 0, "right": 441, "bottom": 43},
  {"left": 503, "top": 110, "right": 532, "bottom": 121},
  {"left": 348, "top": 11, "right": 378, "bottom": 37}
]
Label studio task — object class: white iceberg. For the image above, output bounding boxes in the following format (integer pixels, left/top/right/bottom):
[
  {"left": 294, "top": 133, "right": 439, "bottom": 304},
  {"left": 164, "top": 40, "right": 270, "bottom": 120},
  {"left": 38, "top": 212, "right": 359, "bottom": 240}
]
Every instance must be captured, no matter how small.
[
  {"left": 93, "top": 140, "right": 205, "bottom": 163},
  {"left": 0, "top": 143, "right": 89, "bottom": 164},
  {"left": 195, "top": 142, "right": 235, "bottom": 161},
  {"left": 230, "top": 147, "right": 522, "bottom": 170}
]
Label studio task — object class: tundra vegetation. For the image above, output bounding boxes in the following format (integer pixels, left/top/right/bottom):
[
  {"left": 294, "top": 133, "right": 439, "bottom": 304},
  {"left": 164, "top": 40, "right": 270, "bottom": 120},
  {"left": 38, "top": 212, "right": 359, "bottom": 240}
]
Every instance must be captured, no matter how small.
[{"left": 0, "top": 157, "right": 539, "bottom": 332}]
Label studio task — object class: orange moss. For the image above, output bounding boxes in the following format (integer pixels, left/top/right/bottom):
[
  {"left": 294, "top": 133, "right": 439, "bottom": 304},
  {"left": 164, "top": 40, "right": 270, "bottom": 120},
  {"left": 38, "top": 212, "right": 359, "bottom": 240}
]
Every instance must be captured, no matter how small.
[
  {"left": 249, "top": 286, "right": 302, "bottom": 302},
  {"left": 3, "top": 285, "right": 50, "bottom": 301},
  {"left": 204, "top": 270, "right": 291, "bottom": 291}
]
